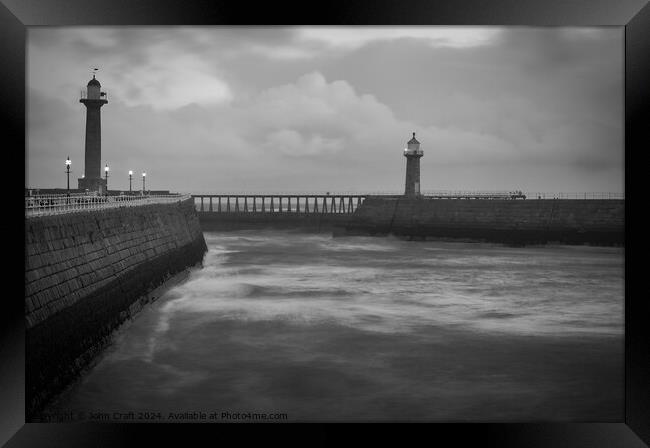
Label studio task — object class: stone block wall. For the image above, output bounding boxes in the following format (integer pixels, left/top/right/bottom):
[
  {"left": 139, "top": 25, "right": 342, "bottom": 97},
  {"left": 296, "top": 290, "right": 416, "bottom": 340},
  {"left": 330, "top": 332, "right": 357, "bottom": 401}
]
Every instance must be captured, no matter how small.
[
  {"left": 346, "top": 197, "right": 624, "bottom": 245},
  {"left": 25, "top": 198, "right": 207, "bottom": 417}
]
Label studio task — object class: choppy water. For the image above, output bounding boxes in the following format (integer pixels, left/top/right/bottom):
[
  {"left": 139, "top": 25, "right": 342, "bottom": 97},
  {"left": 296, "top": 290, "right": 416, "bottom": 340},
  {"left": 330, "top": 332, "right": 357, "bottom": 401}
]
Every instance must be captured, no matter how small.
[{"left": 48, "top": 230, "right": 624, "bottom": 422}]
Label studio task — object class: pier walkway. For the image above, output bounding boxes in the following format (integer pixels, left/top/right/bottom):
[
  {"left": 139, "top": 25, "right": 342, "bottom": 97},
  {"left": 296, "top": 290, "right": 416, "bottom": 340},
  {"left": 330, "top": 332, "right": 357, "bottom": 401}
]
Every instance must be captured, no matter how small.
[{"left": 25, "top": 193, "right": 190, "bottom": 217}]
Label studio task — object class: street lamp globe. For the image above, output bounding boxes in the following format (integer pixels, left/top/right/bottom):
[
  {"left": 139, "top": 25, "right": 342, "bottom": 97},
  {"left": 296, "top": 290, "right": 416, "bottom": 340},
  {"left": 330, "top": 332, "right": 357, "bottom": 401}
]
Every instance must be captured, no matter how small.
[{"left": 65, "top": 156, "right": 71, "bottom": 196}]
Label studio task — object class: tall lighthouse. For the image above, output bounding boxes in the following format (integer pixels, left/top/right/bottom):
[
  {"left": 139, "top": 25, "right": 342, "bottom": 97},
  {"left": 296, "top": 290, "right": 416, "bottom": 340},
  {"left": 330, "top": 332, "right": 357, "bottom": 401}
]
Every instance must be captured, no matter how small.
[
  {"left": 78, "top": 74, "right": 108, "bottom": 193},
  {"left": 403, "top": 132, "right": 423, "bottom": 197}
]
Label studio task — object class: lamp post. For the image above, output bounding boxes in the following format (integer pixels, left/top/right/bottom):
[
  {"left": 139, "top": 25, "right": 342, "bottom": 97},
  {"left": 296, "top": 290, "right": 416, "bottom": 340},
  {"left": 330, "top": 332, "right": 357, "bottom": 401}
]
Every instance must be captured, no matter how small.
[
  {"left": 104, "top": 164, "right": 110, "bottom": 195},
  {"left": 142, "top": 172, "right": 146, "bottom": 195},
  {"left": 65, "top": 156, "right": 71, "bottom": 197},
  {"left": 128, "top": 170, "right": 133, "bottom": 193}
]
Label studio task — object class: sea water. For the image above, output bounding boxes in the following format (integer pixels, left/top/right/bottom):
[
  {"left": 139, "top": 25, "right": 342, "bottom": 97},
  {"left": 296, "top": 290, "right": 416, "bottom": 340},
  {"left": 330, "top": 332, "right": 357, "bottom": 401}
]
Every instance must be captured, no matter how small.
[{"left": 48, "top": 230, "right": 624, "bottom": 422}]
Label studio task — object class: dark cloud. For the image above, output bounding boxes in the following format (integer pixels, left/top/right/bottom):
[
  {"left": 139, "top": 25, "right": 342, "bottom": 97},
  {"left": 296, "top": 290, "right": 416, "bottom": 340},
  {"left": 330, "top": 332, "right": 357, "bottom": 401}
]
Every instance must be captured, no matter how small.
[{"left": 27, "top": 27, "right": 623, "bottom": 193}]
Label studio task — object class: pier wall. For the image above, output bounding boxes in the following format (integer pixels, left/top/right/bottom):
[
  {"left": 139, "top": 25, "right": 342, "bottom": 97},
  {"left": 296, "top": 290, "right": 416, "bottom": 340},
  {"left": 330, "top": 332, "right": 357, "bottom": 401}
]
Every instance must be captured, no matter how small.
[
  {"left": 25, "top": 198, "right": 207, "bottom": 417},
  {"left": 345, "top": 197, "right": 624, "bottom": 245}
]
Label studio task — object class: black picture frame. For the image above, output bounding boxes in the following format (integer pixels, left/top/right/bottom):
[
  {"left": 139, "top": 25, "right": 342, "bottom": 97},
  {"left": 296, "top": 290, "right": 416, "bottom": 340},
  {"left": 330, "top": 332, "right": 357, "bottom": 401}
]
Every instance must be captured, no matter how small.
[{"left": 2, "top": 0, "right": 648, "bottom": 446}]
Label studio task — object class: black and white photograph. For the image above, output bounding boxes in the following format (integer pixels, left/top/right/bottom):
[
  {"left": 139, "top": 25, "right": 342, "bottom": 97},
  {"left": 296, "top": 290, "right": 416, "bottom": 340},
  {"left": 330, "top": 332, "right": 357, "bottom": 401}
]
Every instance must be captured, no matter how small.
[{"left": 23, "top": 25, "right": 626, "bottom": 425}]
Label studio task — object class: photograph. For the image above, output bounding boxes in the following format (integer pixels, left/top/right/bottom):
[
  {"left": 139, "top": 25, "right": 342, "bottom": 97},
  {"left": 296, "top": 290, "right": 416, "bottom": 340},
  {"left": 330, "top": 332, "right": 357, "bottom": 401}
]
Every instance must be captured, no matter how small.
[{"left": 23, "top": 25, "right": 627, "bottom": 425}]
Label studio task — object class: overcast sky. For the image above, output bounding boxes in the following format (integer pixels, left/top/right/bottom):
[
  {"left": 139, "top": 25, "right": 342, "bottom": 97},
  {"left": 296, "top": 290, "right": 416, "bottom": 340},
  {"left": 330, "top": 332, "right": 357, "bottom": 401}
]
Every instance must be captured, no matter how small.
[{"left": 27, "top": 26, "right": 623, "bottom": 193}]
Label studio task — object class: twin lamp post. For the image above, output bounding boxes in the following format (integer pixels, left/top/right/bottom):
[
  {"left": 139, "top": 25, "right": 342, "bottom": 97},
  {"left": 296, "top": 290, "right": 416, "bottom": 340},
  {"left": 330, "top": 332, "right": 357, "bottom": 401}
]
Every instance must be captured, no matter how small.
[
  {"left": 128, "top": 170, "right": 147, "bottom": 192},
  {"left": 65, "top": 157, "right": 148, "bottom": 195}
]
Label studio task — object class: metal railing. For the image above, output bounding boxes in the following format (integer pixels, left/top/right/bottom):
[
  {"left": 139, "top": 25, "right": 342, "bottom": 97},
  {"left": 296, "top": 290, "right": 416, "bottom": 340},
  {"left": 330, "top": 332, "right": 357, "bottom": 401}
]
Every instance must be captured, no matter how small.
[
  {"left": 337, "top": 190, "right": 623, "bottom": 200},
  {"left": 519, "top": 192, "right": 624, "bottom": 200},
  {"left": 80, "top": 89, "right": 109, "bottom": 101},
  {"left": 25, "top": 193, "right": 190, "bottom": 217}
]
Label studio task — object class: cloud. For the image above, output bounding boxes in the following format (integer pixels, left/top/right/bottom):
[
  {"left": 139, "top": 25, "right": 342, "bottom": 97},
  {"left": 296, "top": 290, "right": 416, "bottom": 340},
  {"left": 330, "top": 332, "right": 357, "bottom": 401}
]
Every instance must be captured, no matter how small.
[
  {"left": 297, "top": 26, "right": 501, "bottom": 50},
  {"left": 29, "top": 28, "right": 233, "bottom": 111},
  {"left": 247, "top": 44, "right": 316, "bottom": 60},
  {"left": 26, "top": 27, "right": 624, "bottom": 193},
  {"left": 112, "top": 51, "right": 232, "bottom": 110},
  {"left": 211, "top": 27, "right": 502, "bottom": 62},
  {"left": 246, "top": 72, "right": 396, "bottom": 143},
  {"left": 263, "top": 130, "right": 344, "bottom": 156}
]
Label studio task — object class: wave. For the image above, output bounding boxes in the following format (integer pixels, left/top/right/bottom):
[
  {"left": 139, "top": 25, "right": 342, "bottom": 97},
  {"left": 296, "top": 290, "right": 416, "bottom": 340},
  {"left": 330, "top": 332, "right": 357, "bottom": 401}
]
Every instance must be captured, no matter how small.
[
  {"left": 143, "top": 230, "right": 625, "bottom": 339},
  {"left": 478, "top": 311, "right": 521, "bottom": 319}
]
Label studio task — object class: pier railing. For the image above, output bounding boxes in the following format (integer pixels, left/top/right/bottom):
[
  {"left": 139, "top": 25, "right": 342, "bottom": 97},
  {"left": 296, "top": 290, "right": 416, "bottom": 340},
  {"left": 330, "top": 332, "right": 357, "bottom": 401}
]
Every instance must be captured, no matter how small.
[
  {"left": 25, "top": 193, "right": 190, "bottom": 217},
  {"left": 301, "top": 191, "right": 623, "bottom": 200},
  {"left": 422, "top": 192, "right": 624, "bottom": 200},
  {"left": 519, "top": 192, "right": 624, "bottom": 200},
  {"left": 362, "top": 191, "right": 624, "bottom": 199}
]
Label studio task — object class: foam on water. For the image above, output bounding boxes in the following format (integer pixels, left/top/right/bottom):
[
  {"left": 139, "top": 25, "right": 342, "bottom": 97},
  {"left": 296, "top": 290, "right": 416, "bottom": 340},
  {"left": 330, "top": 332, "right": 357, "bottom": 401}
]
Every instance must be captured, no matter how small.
[
  {"left": 49, "top": 230, "right": 624, "bottom": 421},
  {"left": 145, "top": 232, "right": 624, "bottom": 338}
]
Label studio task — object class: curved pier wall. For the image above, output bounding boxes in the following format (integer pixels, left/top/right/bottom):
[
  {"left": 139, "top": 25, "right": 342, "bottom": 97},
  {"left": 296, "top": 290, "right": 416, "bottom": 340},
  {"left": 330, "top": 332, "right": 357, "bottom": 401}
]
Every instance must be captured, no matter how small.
[
  {"left": 345, "top": 197, "right": 624, "bottom": 245},
  {"left": 25, "top": 198, "right": 207, "bottom": 418}
]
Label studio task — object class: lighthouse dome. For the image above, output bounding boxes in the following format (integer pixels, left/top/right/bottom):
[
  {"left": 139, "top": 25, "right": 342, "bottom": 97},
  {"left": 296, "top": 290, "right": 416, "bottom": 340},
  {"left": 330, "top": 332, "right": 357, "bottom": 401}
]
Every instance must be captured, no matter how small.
[{"left": 87, "top": 76, "right": 101, "bottom": 87}]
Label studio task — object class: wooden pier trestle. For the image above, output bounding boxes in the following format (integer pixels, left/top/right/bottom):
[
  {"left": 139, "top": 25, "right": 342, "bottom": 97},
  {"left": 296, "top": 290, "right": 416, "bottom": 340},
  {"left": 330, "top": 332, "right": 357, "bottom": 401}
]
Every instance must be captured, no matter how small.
[{"left": 193, "top": 195, "right": 367, "bottom": 214}]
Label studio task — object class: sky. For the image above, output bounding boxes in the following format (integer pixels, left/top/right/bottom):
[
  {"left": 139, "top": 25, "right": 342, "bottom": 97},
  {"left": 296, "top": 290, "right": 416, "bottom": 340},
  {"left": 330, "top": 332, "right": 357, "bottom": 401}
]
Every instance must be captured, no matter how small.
[{"left": 27, "top": 26, "right": 624, "bottom": 194}]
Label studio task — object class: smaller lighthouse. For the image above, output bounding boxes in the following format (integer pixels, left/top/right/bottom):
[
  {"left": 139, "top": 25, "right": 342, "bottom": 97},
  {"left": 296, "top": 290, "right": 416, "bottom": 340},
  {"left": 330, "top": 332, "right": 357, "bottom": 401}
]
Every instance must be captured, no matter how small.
[
  {"left": 78, "top": 74, "right": 108, "bottom": 193},
  {"left": 403, "top": 132, "right": 423, "bottom": 197}
]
